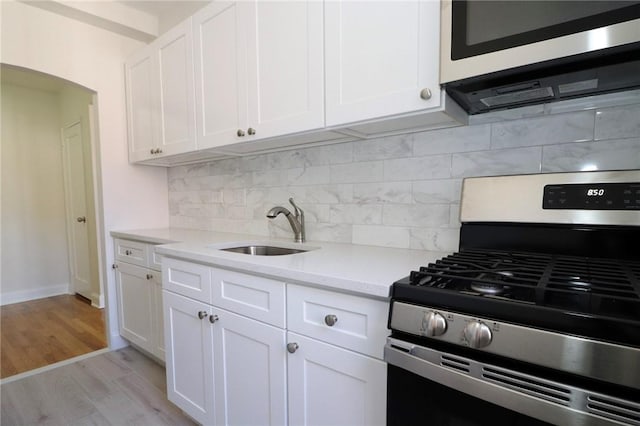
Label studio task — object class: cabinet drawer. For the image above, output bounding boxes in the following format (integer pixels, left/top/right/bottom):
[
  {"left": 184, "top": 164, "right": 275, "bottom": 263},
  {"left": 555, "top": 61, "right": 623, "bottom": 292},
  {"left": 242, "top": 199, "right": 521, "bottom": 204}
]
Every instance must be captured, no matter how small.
[
  {"left": 147, "top": 247, "right": 163, "bottom": 272},
  {"left": 115, "top": 238, "right": 149, "bottom": 267},
  {"left": 163, "top": 257, "right": 212, "bottom": 303},
  {"left": 287, "top": 285, "right": 389, "bottom": 359},
  {"left": 211, "top": 268, "right": 285, "bottom": 328}
]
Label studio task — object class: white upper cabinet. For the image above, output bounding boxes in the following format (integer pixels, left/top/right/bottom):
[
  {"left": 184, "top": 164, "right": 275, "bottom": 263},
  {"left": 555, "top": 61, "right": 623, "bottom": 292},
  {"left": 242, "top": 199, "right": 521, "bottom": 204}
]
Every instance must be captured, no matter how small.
[
  {"left": 125, "top": 0, "right": 465, "bottom": 165},
  {"left": 193, "top": 0, "right": 324, "bottom": 150},
  {"left": 156, "top": 21, "right": 196, "bottom": 156},
  {"left": 125, "top": 49, "right": 156, "bottom": 161},
  {"left": 244, "top": 0, "right": 324, "bottom": 139},
  {"left": 125, "top": 19, "right": 196, "bottom": 163},
  {"left": 325, "top": 0, "right": 443, "bottom": 127},
  {"left": 193, "top": 2, "right": 245, "bottom": 149}
]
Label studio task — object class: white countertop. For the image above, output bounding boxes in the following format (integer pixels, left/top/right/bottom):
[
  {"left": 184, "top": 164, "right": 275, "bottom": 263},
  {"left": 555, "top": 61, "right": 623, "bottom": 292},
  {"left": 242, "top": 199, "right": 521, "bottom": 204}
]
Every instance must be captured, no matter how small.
[{"left": 111, "top": 228, "right": 450, "bottom": 299}]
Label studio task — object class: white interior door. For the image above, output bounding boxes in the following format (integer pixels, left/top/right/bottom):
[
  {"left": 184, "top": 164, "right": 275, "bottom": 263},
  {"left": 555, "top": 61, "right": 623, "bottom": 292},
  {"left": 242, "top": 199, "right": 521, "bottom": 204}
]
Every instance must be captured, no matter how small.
[{"left": 62, "top": 122, "right": 91, "bottom": 299}]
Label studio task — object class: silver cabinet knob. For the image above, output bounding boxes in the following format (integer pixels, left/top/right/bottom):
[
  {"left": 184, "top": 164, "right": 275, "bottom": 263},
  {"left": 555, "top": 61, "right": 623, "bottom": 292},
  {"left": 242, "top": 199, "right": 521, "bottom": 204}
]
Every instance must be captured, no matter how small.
[
  {"left": 463, "top": 320, "right": 493, "bottom": 348},
  {"left": 287, "top": 342, "right": 299, "bottom": 353},
  {"left": 146, "top": 274, "right": 153, "bottom": 280},
  {"left": 237, "top": 129, "right": 245, "bottom": 137},
  {"left": 247, "top": 127, "right": 256, "bottom": 135},
  {"left": 419, "top": 88, "right": 432, "bottom": 100},
  {"left": 324, "top": 314, "right": 338, "bottom": 327},
  {"left": 422, "top": 311, "right": 447, "bottom": 337},
  {"left": 124, "top": 250, "right": 131, "bottom": 256},
  {"left": 157, "top": 148, "right": 163, "bottom": 154},
  {"left": 76, "top": 216, "right": 86, "bottom": 223},
  {"left": 209, "top": 314, "right": 219, "bottom": 324},
  {"left": 197, "top": 311, "right": 208, "bottom": 320},
  {"left": 150, "top": 148, "right": 155, "bottom": 154}
]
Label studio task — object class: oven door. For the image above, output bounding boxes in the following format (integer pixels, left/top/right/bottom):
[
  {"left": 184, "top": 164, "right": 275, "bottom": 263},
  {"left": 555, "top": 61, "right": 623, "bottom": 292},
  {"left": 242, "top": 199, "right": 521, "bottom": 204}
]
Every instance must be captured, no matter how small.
[{"left": 384, "top": 338, "right": 640, "bottom": 426}]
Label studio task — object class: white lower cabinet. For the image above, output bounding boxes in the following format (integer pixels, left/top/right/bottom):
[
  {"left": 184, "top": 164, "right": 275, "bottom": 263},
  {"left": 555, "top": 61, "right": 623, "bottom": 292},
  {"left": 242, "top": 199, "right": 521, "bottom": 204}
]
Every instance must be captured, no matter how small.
[
  {"left": 114, "top": 238, "right": 165, "bottom": 361},
  {"left": 164, "top": 265, "right": 287, "bottom": 426},
  {"left": 164, "top": 291, "right": 214, "bottom": 425},
  {"left": 162, "top": 260, "right": 388, "bottom": 426},
  {"left": 115, "top": 262, "right": 155, "bottom": 350},
  {"left": 287, "top": 332, "right": 387, "bottom": 426},
  {"left": 213, "top": 309, "right": 287, "bottom": 426}
]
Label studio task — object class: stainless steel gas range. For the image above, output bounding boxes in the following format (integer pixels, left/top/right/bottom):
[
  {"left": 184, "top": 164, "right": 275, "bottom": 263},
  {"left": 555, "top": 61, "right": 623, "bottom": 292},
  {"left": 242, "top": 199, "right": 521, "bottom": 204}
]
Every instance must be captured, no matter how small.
[{"left": 385, "top": 171, "right": 640, "bottom": 426}]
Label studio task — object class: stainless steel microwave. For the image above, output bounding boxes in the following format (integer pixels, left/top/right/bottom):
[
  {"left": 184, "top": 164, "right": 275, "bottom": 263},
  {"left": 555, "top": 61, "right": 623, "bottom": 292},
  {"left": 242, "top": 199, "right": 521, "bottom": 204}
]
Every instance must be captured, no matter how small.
[{"left": 440, "top": 0, "right": 640, "bottom": 114}]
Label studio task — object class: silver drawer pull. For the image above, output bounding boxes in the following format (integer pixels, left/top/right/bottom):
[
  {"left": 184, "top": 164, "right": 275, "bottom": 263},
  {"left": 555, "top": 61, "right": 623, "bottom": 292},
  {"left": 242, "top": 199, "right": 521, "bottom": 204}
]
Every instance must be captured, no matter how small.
[
  {"left": 197, "top": 311, "right": 208, "bottom": 320},
  {"left": 209, "top": 315, "right": 219, "bottom": 324},
  {"left": 324, "top": 314, "right": 338, "bottom": 327}
]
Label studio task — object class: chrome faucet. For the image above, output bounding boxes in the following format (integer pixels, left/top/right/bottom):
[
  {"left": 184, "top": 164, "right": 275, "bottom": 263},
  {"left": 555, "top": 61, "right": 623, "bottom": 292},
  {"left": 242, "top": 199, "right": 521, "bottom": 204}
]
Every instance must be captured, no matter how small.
[{"left": 266, "top": 198, "right": 305, "bottom": 243}]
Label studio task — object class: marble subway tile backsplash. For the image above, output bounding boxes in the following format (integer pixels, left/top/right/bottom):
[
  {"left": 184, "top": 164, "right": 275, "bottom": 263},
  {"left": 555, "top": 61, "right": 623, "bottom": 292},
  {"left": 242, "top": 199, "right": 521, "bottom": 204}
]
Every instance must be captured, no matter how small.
[{"left": 168, "top": 95, "right": 640, "bottom": 252}]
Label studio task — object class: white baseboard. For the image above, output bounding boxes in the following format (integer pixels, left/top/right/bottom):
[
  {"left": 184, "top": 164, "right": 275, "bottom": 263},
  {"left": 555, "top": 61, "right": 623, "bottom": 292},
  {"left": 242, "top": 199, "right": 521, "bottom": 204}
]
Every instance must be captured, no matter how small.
[
  {"left": 110, "top": 333, "right": 129, "bottom": 351},
  {"left": 91, "top": 291, "right": 105, "bottom": 308},
  {"left": 0, "top": 284, "right": 71, "bottom": 306}
]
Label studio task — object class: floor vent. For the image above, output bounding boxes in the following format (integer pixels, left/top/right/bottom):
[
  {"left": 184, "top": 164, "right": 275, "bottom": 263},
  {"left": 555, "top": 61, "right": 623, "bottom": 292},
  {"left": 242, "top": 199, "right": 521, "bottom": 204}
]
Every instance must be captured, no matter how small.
[
  {"left": 440, "top": 354, "right": 470, "bottom": 373},
  {"left": 587, "top": 395, "right": 640, "bottom": 425},
  {"left": 482, "top": 366, "right": 572, "bottom": 406}
]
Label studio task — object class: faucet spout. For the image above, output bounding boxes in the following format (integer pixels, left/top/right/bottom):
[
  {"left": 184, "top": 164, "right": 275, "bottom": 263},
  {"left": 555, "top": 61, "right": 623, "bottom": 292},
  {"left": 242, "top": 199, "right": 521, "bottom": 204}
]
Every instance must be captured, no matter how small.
[
  {"left": 266, "top": 198, "right": 305, "bottom": 243},
  {"left": 266, "top": 206, "right": 290, "bottom": 219}
]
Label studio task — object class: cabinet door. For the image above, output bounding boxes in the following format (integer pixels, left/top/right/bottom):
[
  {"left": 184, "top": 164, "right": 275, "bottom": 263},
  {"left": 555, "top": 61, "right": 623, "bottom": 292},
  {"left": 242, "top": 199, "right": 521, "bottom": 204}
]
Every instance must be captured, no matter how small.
[
  {"left": 115, "top": 262, "right": 154, "bottom": 352},
  {"left": 163, "top": 291, "right": 214, "bottom": 425},
  {"left": 156, "top": 19, "right": 196, "bottom": 156},
  {"left": 151, "top": 274, "right": 165, "bottom": 361},
  {"left": 325, "top": 0, "right": 440, "bottom": 126},
  {"left": 212, "top": 309, "right": 287, "bottom": 426},
  {"left": 193, "top": 1, "right": 247, "bottom": 149},
  {"left": 125, "top": 47, "right": 157, "bottom": 162},
  {"left": 287, "top": 332, "right": 387, "bottom": 426},
  {"left": 243, "top": 0, "right": 324, "bottom": 139}
]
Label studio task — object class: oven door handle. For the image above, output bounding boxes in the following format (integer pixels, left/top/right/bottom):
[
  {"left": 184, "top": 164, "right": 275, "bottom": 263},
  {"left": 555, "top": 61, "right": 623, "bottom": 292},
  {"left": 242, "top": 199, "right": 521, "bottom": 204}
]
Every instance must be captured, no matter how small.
[{"left": 384, "top": 338, "right": 630, "bottom": 426}]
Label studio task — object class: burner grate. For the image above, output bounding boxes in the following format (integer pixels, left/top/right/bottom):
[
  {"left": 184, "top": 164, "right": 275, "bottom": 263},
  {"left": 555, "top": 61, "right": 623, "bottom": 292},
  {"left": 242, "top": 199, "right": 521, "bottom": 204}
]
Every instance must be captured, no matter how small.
[{"left": 409, "top": 248, "right": 640, "bottom": 320}]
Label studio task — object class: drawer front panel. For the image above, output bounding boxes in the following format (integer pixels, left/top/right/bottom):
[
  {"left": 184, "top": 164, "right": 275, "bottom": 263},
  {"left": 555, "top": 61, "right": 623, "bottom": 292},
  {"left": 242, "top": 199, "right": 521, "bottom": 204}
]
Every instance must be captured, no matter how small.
[
  {"left": 115, "top": 238, "right": 149, "bottom": 267},
  {"left": 211, "top": 268, "right": 285, "bottom": 328},
  {"left": 148, "top": 247, "right": 163, "bottom": 272},
  {"left": 287, "top": 284, "right": 389, "bottom": 359},
  {"left": 163, "top": 257, "right": 212, "bottom": 303}
]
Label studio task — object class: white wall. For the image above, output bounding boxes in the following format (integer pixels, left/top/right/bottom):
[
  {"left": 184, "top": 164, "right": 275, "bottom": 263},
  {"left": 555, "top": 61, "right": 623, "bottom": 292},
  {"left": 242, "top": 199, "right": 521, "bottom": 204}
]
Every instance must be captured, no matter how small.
[
  {"left": 1, "top": 1, "right": 170, "bottom": 348},
  {"left": 1, "top": 84, "right": 71, "bottom": 303}
]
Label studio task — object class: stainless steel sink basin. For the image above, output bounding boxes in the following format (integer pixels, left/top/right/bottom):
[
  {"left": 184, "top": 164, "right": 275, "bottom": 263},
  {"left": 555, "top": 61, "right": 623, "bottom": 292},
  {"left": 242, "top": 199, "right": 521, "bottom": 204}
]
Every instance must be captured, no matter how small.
[{"left": 220, "top": 245, "right": 309, "bottom": 256}]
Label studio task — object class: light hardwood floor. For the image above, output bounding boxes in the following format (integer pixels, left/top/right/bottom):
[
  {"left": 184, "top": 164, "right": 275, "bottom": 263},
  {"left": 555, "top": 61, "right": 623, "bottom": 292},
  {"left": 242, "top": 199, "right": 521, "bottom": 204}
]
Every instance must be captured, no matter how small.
[
  {"left": 1, "top": 294, "right": 108, "bottom": 378},
  {"left": 1, "top": 346, "right": 197, "bottom": 426}
]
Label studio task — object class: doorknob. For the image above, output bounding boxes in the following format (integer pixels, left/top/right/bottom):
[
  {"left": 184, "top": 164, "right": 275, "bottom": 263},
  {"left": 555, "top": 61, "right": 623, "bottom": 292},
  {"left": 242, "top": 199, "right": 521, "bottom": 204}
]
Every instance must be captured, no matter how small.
[{"left": 76, "top": 216, "right": 86, "bottom": 223}]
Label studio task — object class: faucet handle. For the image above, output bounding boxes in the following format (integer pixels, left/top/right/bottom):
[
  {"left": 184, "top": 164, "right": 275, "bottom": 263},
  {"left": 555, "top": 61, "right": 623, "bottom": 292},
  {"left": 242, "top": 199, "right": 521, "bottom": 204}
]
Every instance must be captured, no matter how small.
[{"left": 289, "top": 198, "right": 303, "bottom": 218}]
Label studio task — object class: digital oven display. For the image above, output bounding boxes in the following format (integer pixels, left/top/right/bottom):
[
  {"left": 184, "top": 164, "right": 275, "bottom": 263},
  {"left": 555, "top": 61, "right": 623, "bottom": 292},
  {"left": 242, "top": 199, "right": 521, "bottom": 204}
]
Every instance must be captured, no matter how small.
[{"left": 543, "top": 182, "right": 640, "bottom": 210}]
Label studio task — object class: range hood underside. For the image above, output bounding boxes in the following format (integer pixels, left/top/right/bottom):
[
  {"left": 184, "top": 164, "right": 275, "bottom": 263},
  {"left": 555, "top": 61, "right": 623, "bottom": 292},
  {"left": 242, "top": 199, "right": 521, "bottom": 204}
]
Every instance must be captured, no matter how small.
[{"left": 443, "top": 42, "right": 640, "bottom": 115}]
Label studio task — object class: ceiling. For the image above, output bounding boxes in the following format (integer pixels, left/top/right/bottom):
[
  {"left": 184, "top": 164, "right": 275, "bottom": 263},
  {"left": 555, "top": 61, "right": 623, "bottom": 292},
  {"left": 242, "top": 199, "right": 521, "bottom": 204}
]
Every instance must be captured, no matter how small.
[
  {"left": 20, "top": 1, "right": 211, "bottom": 42},
  {"left": 118, "top": 1, "right": 210, "bottom": 34}
]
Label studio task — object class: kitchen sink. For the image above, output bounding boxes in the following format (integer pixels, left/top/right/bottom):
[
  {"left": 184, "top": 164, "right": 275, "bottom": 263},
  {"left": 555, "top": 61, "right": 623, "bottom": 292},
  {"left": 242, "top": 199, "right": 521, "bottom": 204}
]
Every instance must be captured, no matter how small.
[{"left": 219, "top": 245, "right": 309, "bottom": 256}]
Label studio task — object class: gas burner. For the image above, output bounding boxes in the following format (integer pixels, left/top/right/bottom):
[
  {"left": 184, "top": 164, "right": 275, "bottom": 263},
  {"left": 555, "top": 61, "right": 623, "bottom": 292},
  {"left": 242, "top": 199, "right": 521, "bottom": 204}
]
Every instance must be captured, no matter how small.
[
  {"left": 469, "top": 270, "right": 514, "bottom": 294},
  {"left": 470, "top": 282, "right": 508, "bottom": 295}
]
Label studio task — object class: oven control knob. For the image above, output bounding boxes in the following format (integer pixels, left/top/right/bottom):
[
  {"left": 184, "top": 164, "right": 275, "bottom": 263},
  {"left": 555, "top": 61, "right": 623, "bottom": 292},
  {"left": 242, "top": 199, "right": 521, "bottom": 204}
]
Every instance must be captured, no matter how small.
[
  {"left": 422, "top": 311, "right": 447, "bottom": 337},
  {"left": 463, "top": 321, "right": 492, "bottom": 348}
]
